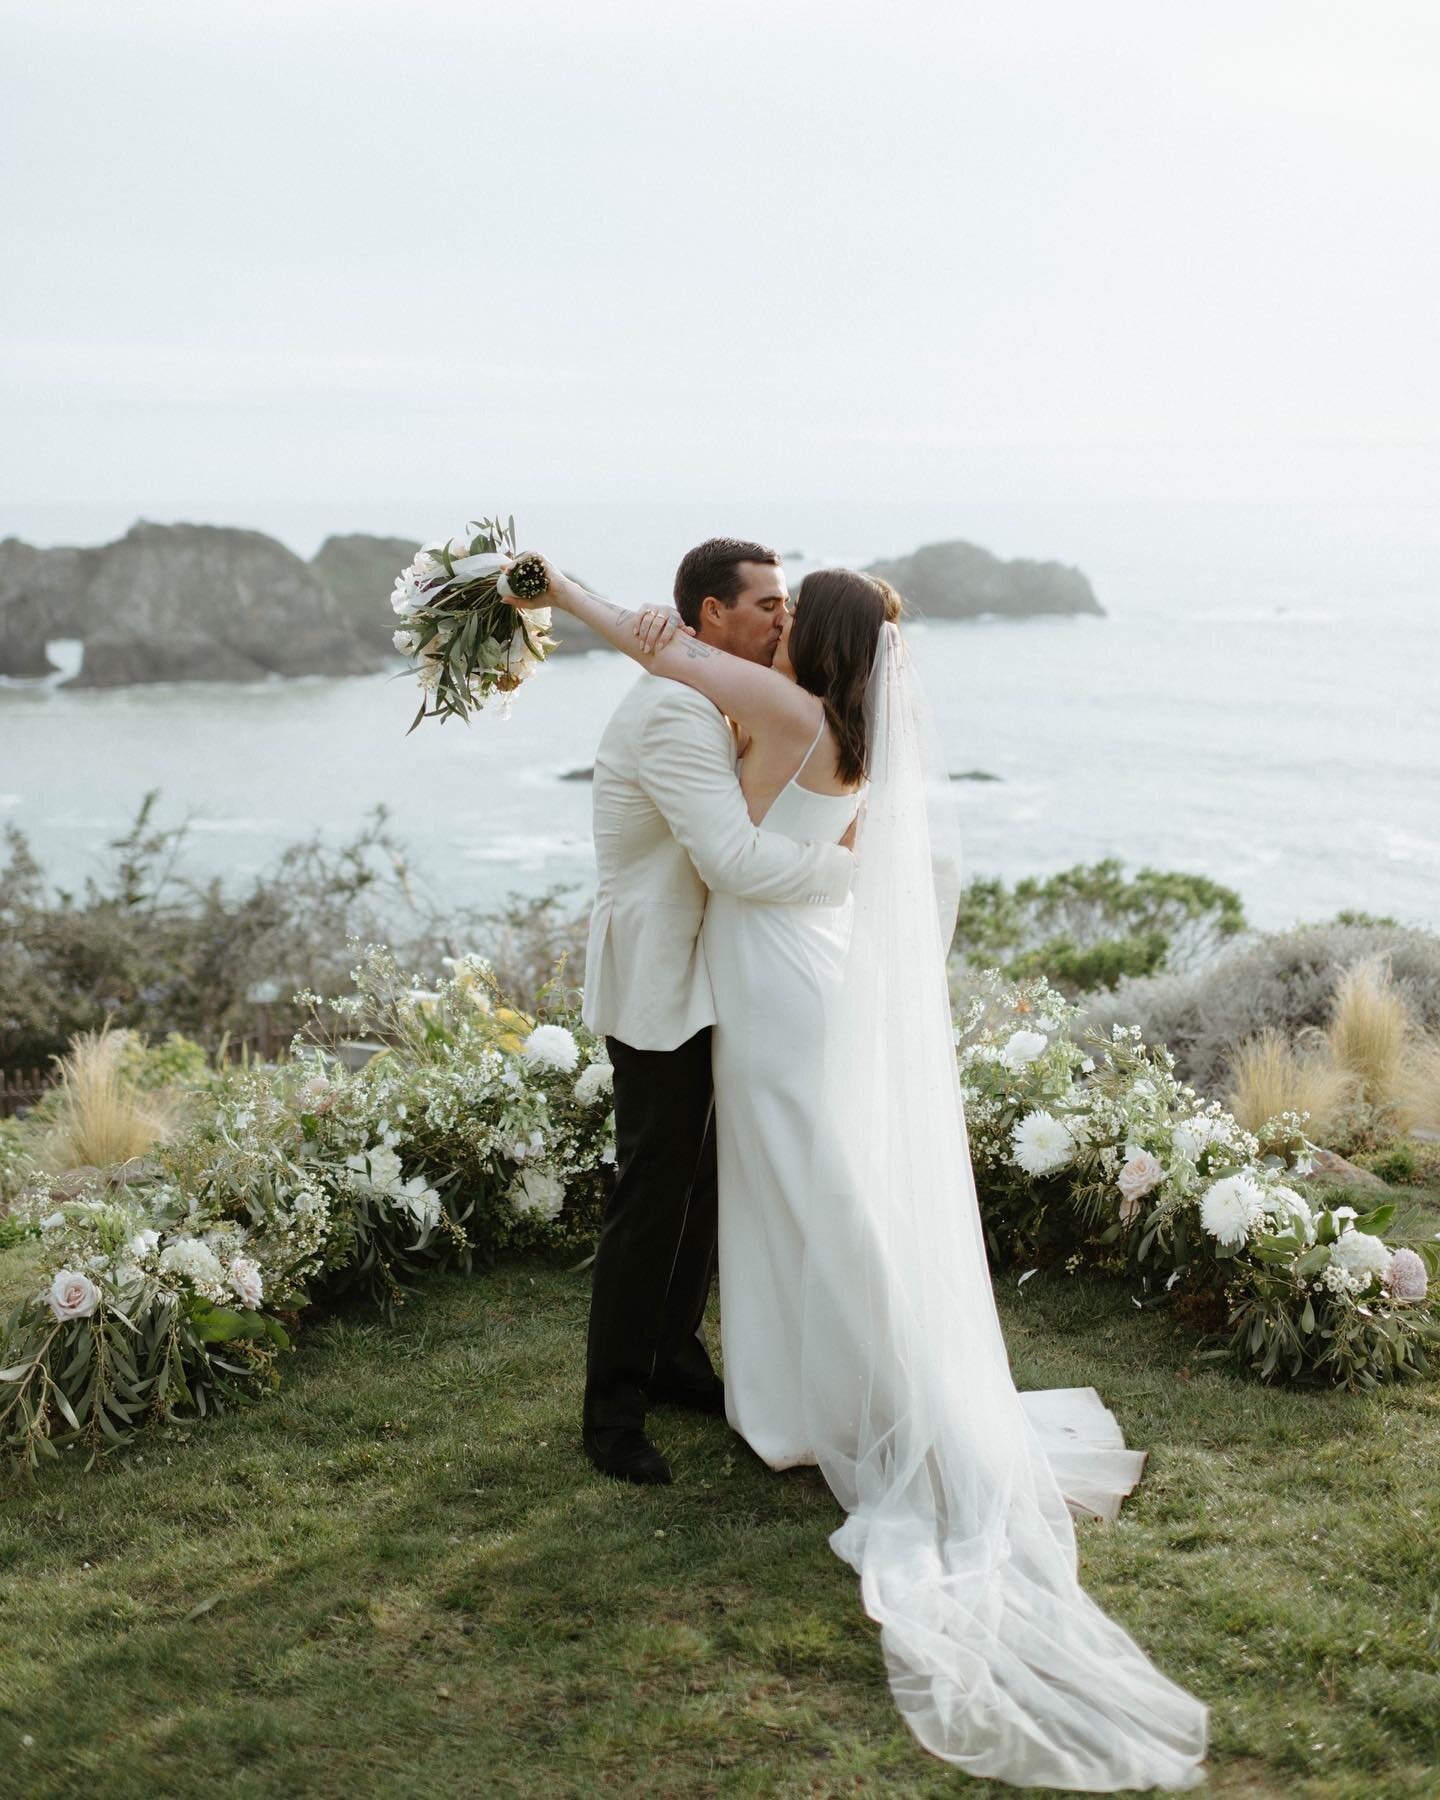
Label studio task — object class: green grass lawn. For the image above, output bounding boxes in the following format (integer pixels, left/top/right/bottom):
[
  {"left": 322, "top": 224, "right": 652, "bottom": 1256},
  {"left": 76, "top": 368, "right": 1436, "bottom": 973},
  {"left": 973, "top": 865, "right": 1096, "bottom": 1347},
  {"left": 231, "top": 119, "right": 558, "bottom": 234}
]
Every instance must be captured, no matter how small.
[{"left": 1, "top": 1184, "right": 1437, "bottom": 1799}]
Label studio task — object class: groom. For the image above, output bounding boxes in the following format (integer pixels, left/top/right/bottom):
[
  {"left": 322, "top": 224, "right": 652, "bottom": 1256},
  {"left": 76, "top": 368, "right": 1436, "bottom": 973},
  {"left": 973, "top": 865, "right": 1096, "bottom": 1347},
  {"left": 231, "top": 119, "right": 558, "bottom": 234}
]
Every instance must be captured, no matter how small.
[{"left": 580, "top": 537, "right": 855, "bottom": 1484}]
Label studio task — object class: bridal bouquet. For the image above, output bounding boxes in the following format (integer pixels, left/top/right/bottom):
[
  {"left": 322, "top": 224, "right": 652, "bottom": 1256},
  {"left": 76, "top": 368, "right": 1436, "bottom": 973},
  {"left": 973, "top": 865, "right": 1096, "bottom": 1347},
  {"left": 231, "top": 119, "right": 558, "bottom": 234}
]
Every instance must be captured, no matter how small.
[{"left": 390, "top": 513, "right": 554, "bottom": 732}]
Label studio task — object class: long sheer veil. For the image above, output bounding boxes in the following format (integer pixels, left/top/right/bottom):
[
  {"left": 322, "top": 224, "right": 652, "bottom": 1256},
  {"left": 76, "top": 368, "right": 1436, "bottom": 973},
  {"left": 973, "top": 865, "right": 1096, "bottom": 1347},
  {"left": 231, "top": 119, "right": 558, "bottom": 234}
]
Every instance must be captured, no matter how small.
[{"left": 796, "top": 622, "right": 1209, "bottom": 1790}]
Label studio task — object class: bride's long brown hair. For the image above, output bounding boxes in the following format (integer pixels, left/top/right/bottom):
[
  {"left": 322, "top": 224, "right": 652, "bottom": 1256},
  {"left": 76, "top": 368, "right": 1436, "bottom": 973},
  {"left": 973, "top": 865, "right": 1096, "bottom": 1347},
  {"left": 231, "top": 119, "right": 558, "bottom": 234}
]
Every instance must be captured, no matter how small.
[{"left": 787, "top": 569, "right": 904, "bottom": 786}]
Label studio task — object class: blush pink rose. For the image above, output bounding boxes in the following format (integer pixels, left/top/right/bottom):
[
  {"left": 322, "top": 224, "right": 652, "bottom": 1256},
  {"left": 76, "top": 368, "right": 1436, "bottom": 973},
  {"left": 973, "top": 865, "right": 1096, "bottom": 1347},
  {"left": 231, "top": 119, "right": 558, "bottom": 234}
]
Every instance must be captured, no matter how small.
[
  {"left": 1116, "top": 1150, "right": 1165, "bottom": 1225},
  {"left": 46, "top": 1269, "right": 101, "bottom": 1323}
]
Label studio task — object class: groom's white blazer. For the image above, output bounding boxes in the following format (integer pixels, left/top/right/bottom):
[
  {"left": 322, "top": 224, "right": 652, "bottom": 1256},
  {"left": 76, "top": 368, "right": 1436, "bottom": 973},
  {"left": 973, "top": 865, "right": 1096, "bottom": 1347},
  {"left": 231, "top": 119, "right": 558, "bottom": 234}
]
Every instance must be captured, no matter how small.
[{"left": 583, "top": 674, "right": 853, "bottom": 1053}]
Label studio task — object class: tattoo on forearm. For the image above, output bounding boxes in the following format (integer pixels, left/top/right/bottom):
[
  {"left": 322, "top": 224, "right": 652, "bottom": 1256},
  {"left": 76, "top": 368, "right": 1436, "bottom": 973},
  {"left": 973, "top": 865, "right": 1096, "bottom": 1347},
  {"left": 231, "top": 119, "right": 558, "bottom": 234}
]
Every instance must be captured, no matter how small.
[{"left": 683, "top": 642, "right": 717, "bottom": 659}]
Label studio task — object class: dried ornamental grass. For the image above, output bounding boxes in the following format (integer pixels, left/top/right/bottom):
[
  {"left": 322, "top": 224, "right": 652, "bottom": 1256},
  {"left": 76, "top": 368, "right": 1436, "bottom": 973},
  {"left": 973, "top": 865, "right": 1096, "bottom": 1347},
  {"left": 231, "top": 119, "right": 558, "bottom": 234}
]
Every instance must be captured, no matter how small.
[
  {"left": 35, "top": 1026, "right": 183, "bottom": 1172},
  {"left": 1226, "top": 1028, "right": 1354, "bottom": 1142}
]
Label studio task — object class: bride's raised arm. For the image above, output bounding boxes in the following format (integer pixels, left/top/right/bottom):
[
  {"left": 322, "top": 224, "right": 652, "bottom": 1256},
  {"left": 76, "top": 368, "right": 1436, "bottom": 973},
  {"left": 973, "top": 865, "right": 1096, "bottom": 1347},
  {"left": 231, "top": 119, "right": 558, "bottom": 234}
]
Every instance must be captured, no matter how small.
[{"left": 504, "top": 557, "right": 816, "bottom": 740}]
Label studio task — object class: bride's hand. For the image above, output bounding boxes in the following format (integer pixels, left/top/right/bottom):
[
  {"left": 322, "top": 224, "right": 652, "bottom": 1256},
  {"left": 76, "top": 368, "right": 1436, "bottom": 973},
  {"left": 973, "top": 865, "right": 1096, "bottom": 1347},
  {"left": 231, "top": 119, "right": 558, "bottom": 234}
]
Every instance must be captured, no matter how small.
[
  {"left": 499, "top": 553, "right": 573, "bottom": 610},
  {"left": 633, "top": 607, "right": 695, "bottom": 655}
]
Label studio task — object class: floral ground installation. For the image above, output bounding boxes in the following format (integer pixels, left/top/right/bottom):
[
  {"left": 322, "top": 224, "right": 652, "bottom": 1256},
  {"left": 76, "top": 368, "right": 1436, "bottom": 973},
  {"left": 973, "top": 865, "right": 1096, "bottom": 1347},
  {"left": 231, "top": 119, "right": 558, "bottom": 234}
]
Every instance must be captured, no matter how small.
[{"left": 2, "top": 952, "right": 1435, "bottom": 1472}]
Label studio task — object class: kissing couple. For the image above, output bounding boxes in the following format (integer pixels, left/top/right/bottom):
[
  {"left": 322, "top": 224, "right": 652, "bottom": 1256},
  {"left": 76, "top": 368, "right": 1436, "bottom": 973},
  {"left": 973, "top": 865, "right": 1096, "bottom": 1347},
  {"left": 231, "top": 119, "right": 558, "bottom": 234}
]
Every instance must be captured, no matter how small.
[{"left": 504, "top": 538, "right": 1209, "bottom": 1791}]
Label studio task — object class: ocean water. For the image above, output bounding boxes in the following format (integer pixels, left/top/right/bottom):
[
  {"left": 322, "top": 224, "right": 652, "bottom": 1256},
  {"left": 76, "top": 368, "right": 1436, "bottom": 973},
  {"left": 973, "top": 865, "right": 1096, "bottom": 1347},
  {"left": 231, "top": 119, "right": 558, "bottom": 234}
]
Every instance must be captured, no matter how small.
[{"left": 2, "top": 498, "right": 1437, "bottom": 936}]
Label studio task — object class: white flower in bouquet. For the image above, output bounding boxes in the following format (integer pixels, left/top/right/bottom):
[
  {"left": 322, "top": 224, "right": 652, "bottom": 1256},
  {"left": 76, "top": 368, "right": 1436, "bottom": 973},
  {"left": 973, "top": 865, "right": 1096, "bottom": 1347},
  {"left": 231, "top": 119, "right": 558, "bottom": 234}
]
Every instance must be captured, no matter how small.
[
  {"left": 509, "top": 1165, "right": 565, "bottom": 1222},
  {"left": 1329, "top": 1229, "right": 1391, "bottom": 1284},
  {"left": 1116, "top": 1150, "right": 1164, "bottom": 1224},
  {"left": 158, "top": 1237, "right": 226, "bottom": 1288},
  {"left": 228, "top": 1256, "right": 265, "bottom": 1309},
  {"left": 1198, "top": 1174, "right": 1266, "bottom": 1248},
  {"left": 392, "top": 627, "right": 419, "bottom": 655},
  {"left": 574, "top": 1061, "right": 615, "bottom": 1107},
  {"left": 46, "top": 1269, "right": 101, "bottom": 1323},
  {"left": 1000, "top": 1029, "right": 1049, "bottom": 1072},
  {"left": 1384, "top": 1246, "right": 1428, "bottom": 1301},
  {"left": 391, "top": 515, "right": 556, "bottom": 731},
  {"left": 523, "top": 1024, "right": 580, "bottom": 1073},
  {"left": 1011, "top": 1110, "right": 1075, "bottom": 1176},
  {"left": 125, "top": 1227, "right": 161, "bottom": 1261}
]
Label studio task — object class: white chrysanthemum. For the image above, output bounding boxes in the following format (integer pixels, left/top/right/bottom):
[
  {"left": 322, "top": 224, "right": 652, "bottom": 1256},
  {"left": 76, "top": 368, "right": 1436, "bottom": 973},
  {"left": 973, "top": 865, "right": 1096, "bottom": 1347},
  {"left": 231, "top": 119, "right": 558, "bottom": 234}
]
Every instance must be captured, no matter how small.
[
  {"left": 228, "top": 1256, "right": 264, "bottom": 1309},
  {"left": 999, "top": 1029, "right": 1049, "bottom": 1071},
  {"left": 1011, "top": 1110, "right": 1075, "bottom": 1176},
  {"left": 523, "top": 1024, "right": 580, "bottom": 1073},
  {"left": 158, "top": 1237, "right": 225, "bottom": 1287},
  {"left": 509, "top": 1165, "right": 565, "bottom": 1222},
  {"left": 46, "top": 1269, "right": 100, "bottom": 1323},
  {"left": 1265, "top": 1185, "right": 1315, "bottom": 1243},
  {"left": 1198, "top": 1174, "right": 1266, "bottom": 1248},
  {"left": 574, "top": 1061, "right": 615, "bottom": 1107},
  {"left": 1329, "top": 1229, "right": 1391, "bottom": 1283}
]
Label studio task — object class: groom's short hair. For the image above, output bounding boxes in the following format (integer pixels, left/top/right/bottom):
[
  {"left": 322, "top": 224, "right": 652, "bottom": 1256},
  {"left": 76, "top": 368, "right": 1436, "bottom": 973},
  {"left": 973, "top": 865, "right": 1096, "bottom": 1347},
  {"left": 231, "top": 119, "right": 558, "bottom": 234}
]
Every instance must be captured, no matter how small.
[{"left": 673, "top": 537, "right": 781, "bottom": 630}]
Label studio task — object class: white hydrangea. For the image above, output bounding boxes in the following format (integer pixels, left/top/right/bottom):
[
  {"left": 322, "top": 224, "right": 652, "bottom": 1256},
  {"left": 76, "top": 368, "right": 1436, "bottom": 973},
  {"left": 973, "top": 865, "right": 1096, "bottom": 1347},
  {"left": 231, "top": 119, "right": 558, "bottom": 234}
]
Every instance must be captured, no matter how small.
[
  {"left": 1265, "top": 1185, "right": 1316, "bottom": 1243},
  {"left": 158, "top": 1237, "right": 225, "bottom": 1287},
  {"left": 509, "top": 1165, "right": 565, "bottom": 1222},
  {"left": 1329, "top": 1230, "right": 1391, "bottom": 1284},
  {"left": 574, "top": 1061, "right": 615, "bottom": 1107},
  {"left": 1198, "top": 1174, "right": 1266, "bottom": 1248},
  {"left": 523, "top": 1025, "right": 580, "bottom": 1073},
  {"left": 999, "top": 1029, "right": 1049, "bottom": 1072},
  {"left": 1011, "top": 1110, "right": 1075, "bottom": 1177}
]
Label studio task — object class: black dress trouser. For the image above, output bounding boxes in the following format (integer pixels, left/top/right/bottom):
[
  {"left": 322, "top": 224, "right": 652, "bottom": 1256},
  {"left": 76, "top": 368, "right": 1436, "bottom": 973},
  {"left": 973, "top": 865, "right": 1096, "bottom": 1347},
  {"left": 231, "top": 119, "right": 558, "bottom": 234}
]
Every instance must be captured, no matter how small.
[{"left": 582, "top": 1026, "right": 721, "bottom": 1433}]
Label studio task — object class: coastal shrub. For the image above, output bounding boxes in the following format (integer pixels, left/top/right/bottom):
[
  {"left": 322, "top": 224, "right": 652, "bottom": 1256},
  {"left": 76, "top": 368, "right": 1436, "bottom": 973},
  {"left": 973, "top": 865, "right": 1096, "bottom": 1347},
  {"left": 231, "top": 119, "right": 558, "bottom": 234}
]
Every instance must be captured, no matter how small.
[
  {"left": 0, "top": 795, "right": 590, "bottom": 1075},
  {"left": 1079, "top": 920, "right": 1440, "bottom": 1097},
  {"left": 951, "top": 859, "right": 1246, "bottom": 996}
]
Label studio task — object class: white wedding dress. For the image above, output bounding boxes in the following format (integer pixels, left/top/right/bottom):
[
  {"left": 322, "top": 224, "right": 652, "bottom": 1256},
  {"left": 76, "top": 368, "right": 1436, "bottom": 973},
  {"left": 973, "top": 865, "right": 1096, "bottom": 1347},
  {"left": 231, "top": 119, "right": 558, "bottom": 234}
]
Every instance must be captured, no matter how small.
[{"left": 699, "top": 635, "right": 1210, "bottom": 1791}]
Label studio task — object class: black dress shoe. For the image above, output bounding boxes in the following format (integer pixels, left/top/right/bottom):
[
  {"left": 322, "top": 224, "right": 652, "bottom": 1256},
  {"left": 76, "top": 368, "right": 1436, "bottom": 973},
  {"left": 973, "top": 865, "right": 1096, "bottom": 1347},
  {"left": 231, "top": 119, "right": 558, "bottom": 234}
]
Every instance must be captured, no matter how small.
[
  {"left": 645, "top": 1380, "right": 726, "bottom": 1417},
  {"left": 582, "top": 1427, "right": 673, "bottom": 1485}
]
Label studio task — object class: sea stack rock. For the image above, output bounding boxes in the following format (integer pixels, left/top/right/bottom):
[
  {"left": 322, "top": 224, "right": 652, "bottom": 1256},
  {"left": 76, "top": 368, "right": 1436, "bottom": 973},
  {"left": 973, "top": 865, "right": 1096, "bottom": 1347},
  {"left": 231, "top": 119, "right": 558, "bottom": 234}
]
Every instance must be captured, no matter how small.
[{"left": 864, "top": 540, "right": 1104, "bottom": 621}]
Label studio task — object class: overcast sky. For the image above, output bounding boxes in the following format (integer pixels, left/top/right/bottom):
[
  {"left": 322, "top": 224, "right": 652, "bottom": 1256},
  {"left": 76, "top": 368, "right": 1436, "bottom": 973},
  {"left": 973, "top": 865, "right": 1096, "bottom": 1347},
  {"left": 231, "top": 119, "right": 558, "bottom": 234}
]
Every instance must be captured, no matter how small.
[{"left": 3, "top": 0, "right": 1437, "bottom": 523}]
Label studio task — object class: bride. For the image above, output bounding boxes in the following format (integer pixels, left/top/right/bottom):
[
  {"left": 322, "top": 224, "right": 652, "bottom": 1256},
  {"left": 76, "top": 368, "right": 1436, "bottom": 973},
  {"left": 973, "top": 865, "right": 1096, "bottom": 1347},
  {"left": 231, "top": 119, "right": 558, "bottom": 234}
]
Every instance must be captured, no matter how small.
[{"left": 507, "top": 558, "right": 1210, "bottom": 1791}]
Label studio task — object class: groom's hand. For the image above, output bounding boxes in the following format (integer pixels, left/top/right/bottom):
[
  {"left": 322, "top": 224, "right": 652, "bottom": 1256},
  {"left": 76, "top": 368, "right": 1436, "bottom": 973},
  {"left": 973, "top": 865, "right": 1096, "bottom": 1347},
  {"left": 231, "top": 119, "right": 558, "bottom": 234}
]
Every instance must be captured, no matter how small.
[{"left": 634, "top": 607, "right": 694, "bottom": 655}]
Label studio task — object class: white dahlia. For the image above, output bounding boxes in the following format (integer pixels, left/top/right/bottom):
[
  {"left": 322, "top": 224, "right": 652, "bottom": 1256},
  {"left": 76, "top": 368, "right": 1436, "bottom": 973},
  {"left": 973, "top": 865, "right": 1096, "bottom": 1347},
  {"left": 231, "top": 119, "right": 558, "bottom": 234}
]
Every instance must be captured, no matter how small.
[
  {"left": 1011, "top": 1110, "right": 1075, "bottom": 1177},
  {"left": 523, "top": 1024, "right": 580, "bottom": 1073},
  {"left": 1265, "top": 1184, "right": 1316, "bottom": 1243},
  {"left": 1198, "top": 1174, "right": 1266, "bottom": 1249}
]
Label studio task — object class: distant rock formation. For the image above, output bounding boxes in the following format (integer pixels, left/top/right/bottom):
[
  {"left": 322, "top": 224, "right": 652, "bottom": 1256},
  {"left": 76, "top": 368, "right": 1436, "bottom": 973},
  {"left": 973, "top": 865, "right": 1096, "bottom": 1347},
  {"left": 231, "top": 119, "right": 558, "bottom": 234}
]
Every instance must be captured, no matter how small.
[
  {"left": 863, "top": 540, "right": 1103, "bottom": 621},
  {"left": 0, "top": 523, "right": 1102, "bottom": 689},
  {"left": 0, "top": 522, "right": 376, "bottom": 686},
  {"left": 311, "top": 532, "right": 423, "bottom": 659}
]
